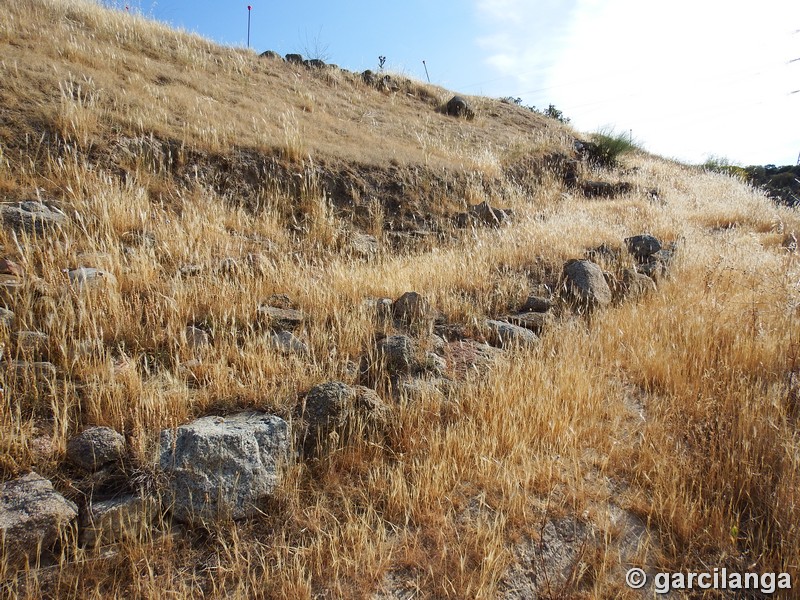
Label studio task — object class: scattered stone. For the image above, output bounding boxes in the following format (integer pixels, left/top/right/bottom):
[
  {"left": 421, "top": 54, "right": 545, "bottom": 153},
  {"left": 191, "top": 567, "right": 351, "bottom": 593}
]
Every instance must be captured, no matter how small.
[
  {"left": 285, "top": 53, "right": 304, "bottom": 64},
  {"left": 269, "top": 331, "right": 309, "bottom": 356},
  {"left": 178, "top": 264, "right": 202, "bottom": 277},
  {"left": 159, "top": 412, "right": 290, "bottom": 523},
  {"left": 393, "top": 291, "right": 433, "bottom": 334},
  {"left": 7, "top": 360, "right": 57, "bottom": 381},
  {"left": 257, "top": 305, "right": 305, "bottom": 331},
  {"left": 562, "top": 259, "right": 612, "bottom": 307},
  {"left": 637, "top": 260, "right": 666, "bottom": 281},
  {"left": 585, "top": 243, "right": 623, "bottom": 266},
  {"left": 446, "top": 95, "right": 474, "bottom": 119},
  {"left": 80, "top": 495, "right": 156, "bottom": 547},
  {"left": 350, "top": 232, "right": 379, "bottom": 258},
  {"left": 0, "top": 258, "right": 22, "bottom": 277},
  {"left": 0, "top": 307, "right": 13, "bottom": 328},
  {"left": 66, "top": 426, "right": 126, "bottom": 472},
  {"left": 503, "top": 311, "right": 554, "bottom": 335},
  {"left": 15, "top": 330, "right": 49, "bottom": 358},
  {"left": 520, "top": 295, "right": 553, "bottom": 313},
  {"left": 67, "top": 267, "right": 117, "bottom": 291},
  {"left": 1, "top": 201, "right": 67, "bottom": 234},
  {"left": 299, "top": 381, "right": 389, "bottom": 451},
  {"left": 624, "top": 234, "right": 662, "bottom": 262},
  {"left": 621, "top": 268, "right": 657, "bottom": 299},
  {"left": 0, "top": 472, "right": 78, "bottom": 568},
  {"left": 442, "top": 340, "right": 500, "bottom": 377},
  {"left": 184, "top": 325, "right": 211, "bottom": 349},
  {"left": 303, "top": 58, "right": 326, "bottom": 69},
  {"left": 783, "top": 232, "right": 797, "bottom": 253},
  {"left": 374, "top": 334, "right": 418, "bottom": 376},
  {"left": 259, "top": 50, "right": 282, "bottom": 60},
  {"left": 422, "top": 351, "right": 448, "bottom": 377},
  {"left": 485, "top": 319, "right": 538, "bottom": 348}
]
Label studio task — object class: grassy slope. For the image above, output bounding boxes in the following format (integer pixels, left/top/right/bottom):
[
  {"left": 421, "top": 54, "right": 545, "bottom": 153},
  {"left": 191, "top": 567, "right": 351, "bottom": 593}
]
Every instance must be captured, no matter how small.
[{"left": 2, "top": 1, "right": 800, "bottom": 598}]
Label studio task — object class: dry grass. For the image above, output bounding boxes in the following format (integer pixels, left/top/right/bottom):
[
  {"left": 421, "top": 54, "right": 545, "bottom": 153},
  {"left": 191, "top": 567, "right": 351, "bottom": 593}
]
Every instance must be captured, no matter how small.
[{"left": 2, "top": 0, "right": 800, "bottom": 598}]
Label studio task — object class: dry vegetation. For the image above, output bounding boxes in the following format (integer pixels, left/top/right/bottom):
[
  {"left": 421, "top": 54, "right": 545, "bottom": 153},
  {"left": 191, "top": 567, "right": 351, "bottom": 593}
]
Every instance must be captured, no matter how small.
[{"left": 2, "top": 0, "right": 800, "bottom": 598}]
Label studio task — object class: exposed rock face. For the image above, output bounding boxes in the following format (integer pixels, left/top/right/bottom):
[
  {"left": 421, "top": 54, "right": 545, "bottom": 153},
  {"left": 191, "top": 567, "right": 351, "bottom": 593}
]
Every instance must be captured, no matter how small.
[
  {"left": 485, "top": 319, "right": 538, "bottom": 348},
  {"left": 159, "top": 413, "right": 290, "bottom": 524},
  {"left": 66, "top": 426, "right": 126, "bottom": 472},
  {"left": 446, "top": 95, "right": 474, "bottom": 119},
  {"left": 1, "top": 201, "right": 67, "bottom": 234},
  {"left": 562, "top": 259, "right": 612, "bottom": 307},
  {"left": 0, "top": 472, "right": 78, "bottom": 567},
  {"left": 299, "top": 381, "right": 389, "bottom": 452}
]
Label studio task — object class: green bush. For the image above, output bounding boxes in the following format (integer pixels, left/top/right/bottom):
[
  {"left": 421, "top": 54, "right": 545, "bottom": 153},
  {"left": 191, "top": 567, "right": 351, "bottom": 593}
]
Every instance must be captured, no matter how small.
[{"left": 586, "top": 128, "right": 638, "bottom": 168}]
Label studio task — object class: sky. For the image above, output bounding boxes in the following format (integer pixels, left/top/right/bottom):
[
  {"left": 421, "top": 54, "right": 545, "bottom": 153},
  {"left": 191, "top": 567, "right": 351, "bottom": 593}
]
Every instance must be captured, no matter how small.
[{"left": 122, "top": 0, "right": 800, "bottom": 166}]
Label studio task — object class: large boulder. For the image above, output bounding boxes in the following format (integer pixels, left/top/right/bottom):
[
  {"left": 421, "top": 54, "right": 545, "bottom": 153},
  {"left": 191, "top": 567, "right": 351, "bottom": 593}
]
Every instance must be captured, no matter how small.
[
  {"left": 0, "top": 472, "right": 78, "bottom": 567},
  {"left": 1, "top": 201, "right": 67, "bottom": 234},
  {"left": 374, "top": 334, "right": 418, "bottom": 376},
  {"left": 66, "top": 426, "right": 126, "bottom": 472},
  {"left": 159, "top": 413, "right": 290, "bottom": 524},
  {"left": 393, "top": 292, "right": 434, "bottom": 334},
  {"left": 485, "top": 319, "right": 538, "bottom": 348},
  {"left": 562, "top": 259, "right": 612, "bottom": 307}
]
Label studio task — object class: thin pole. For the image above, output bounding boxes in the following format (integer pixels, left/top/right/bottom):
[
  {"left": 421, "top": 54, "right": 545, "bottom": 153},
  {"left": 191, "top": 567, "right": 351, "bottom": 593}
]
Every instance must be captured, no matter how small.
[
  {"left": 247, "top": 6, "right": 251, "bottom": 49},
  {"left": 422, "top": 60, "right": 430, "bottom": 83}
]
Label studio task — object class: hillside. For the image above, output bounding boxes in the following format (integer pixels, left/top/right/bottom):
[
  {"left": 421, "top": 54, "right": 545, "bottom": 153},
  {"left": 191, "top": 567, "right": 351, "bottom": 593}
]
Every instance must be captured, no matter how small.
[{"left": 2, "top": 1, "right": 800, "bottom": 599}]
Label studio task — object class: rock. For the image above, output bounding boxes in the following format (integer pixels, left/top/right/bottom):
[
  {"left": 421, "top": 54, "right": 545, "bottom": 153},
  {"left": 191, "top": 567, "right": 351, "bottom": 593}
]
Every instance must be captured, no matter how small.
[
  {"left": 121, "top": 230, "right": 156, "bottom": 248},
  {"left": 0, "top": 307, "right": 14, "bottom": 328},
  {"left": 0, "top": 278, "right": 22, "bottom": 303},
  {"left": 218, "top": 257, "right": 240, "bottom": 276},
  {"left": 783, "top": 232, "right": 797, "bottom": 253},
  {"left": 259, "top": 50, "right": 282, "bottom": 60},
  {"left": 520, "top": 295, "right": 553, "bottom": 313},
  {"left": 1, "top": 201, "right": 67, "bottom": 234},
  {"left": 442, "top": 340, "right": 500, "bottom": 377},
  {"left": 7, "top": 360, "right": 57, "bottom": 381},
  {"left": 485, "top": 319, "right": 538, "bottom": 348},
  {"left": 624, "top": 234, "right": 662, "bottom": 262},
  {"left": 159, "top": 412, "right": 290, "bottom": 523},
  {"left": 245, "top": 252, "right": 269, "bottom": 274},
  {"left": 364, "top": 297, "right": 394, "bottom": 329},
  {"left": 80, "top": 495, "right": 156, "bottom": 547},
  {"left": 585, "top": 243, "right": 623, "bottom": 265},
  {"left": 393, "top": 291, "right": 433, "bottom": 334},
  {"left": 257, "top": 305, "right": 305, "bottom": 331},
  {"left": 299, "top": 381, "right": 389, "bottom": 451},
  {"left": 264, "top": 293, "right": 294, "bottom": 309},
  {"left": 581, "top": 181, "right": 632, "bottom": 198},
  {"left": 66, "top": 426, "right": 126, "bottom": 472},
  {"left": 456, "top": 201, "right": 511, "bottom": 227},
  {"left": 446, "top": 96, "right": 474, "bottom": 119},
  {"left": 621, "top": 268, "right": 657, "bottom": 298},
  {"left": 361, "top": 69, "right": 377, "bottom": 86},
  {"left": 303, "top": 59, "right": 326, "bottom": 69},
  {"left": 562, "top": 259, "right": 612, "bottom": 307},
  {"left": 67, "top": 267, "right": 116, "bottom": 291},
  {"left": 350, "top": 232, "right": 379, "bottom": 258},
  {"left": 15, "top": 330, "right": 49, "bottom": 358},
  {"left": 0, "top": 472, "right": 78, "bottom": 567},
  {"left": 503, "top": 312, "right": 554, "bottom": 335},
  {"left": 184, "top": 325, "right": 211, "bottom": 349},
  {"left": 285, "top": 53, "right": 303, "bottom": 64},
  {"left": 637, "top": 260, "right": 666, "bottom": 281},
  {"left": 375, "top": 334, "right": 417, "bottom": 376},
  {"left": 178, "top": 264, "right": 202, "bottom": 277},
  {"left": 269, "top": 331, "right": 309, "bottom": 356},
  {"left": 0, "top": 258, "right": 22, "bottom": 276}
]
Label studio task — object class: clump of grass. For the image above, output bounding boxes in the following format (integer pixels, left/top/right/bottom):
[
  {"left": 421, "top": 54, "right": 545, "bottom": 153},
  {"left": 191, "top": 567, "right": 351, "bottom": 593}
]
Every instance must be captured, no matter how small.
[{"left": 586, "top": 127, "right": 640, "bottom": 168}]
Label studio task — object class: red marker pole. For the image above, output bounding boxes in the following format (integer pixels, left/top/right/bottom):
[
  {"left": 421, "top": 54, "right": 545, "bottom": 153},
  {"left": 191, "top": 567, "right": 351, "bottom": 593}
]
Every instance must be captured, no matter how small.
[{"left": 247, "top": 5, "right": 252, "bottom": 49}]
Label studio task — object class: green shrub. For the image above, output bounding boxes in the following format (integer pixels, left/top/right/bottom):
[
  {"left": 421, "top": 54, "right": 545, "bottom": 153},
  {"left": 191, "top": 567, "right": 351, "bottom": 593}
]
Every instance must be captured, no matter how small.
[{"left": 585, "top": 128, "right": 638, "bottom": 168}]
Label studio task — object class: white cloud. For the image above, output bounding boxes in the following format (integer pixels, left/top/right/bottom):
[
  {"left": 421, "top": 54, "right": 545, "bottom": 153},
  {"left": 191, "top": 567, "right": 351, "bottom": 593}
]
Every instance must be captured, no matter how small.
[{"left": 475, "top": 0, "right": 800, "bottom": 164}]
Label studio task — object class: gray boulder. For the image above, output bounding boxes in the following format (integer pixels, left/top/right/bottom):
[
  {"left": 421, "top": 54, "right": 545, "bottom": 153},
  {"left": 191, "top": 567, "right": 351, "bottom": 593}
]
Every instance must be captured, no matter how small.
[
  {"left": 159, "top": 413, "right": 290, "bottom": 523},
  {"left": 1, "top": 201, "right": 67, "bottom": 234},
  {"left": 269, "top": 331, "right": 309, "bottom": 356},
  {"left": 375, "top": 334, "right": 417, "bottom": 375},
  {"left": 503, "top": 311, "right": 554, "bottom": 335},
  {"left": 257, "top": 305, "right": 305, "bottom": 331},
  {"left": 562, "top": 259, "right": 612, "bottom": 307},
  {"left": 485, "top": 319, "right": 538, "bottom": 348},
  {"left": 259, "top": 50, "right": 282, "bottom": 60},
  {"left": 66, "top": 426, "right": 126, "bottom": 472},
  {"left": 621, "top": 268, "right": 657, "bottom": 299},
  {"left": 0, "top": 472, "right": 78, "bottom": 567},
  {"left": 393, "top": 292, "right": 433, "bottom": 334},
  {"left": 520, "top": 295, "right": 553, "bottom": 313},
  {"left": 285, "top": 53, "right": 304, "bottom": 64}
]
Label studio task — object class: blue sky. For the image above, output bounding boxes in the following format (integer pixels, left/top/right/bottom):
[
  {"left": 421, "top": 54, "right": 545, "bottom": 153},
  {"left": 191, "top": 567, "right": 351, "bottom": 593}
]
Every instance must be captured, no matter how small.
[{"left": 123, "top": 0, "right": 799, "bottom": 166}]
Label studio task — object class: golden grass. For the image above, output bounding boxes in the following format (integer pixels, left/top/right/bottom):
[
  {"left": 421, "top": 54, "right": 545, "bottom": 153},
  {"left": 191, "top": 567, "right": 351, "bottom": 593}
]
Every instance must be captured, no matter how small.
[{"left": 2, "top": 0, "right": 800, "bottom": 598}]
